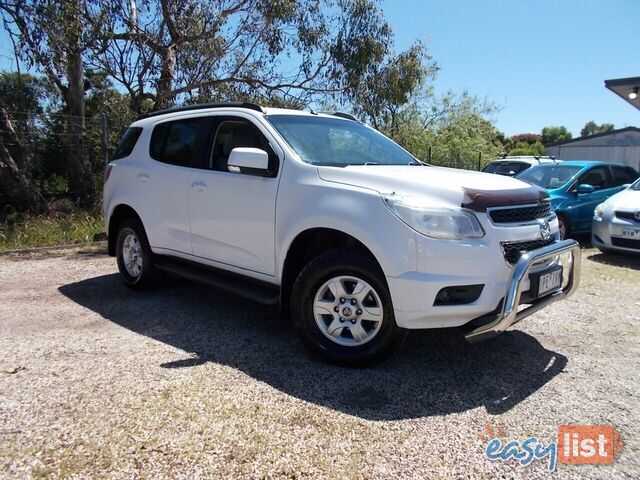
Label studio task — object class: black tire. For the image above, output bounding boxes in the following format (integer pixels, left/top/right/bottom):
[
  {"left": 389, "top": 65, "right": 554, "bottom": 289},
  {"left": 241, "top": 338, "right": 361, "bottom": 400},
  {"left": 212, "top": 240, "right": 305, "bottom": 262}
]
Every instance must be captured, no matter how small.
[
  {"left": 558, "top": 214, "right": 570, "bottom": 240},
  {"left": 290, "top": 249, "right": 407, "bottom": 367},
  {"left": 115, "top": 218, "right": 157, "bottom": 290}
]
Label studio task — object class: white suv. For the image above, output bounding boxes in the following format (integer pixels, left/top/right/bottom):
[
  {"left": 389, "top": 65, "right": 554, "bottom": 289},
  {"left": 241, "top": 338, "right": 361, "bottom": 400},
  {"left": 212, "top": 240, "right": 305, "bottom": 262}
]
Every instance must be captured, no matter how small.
[{"left": 104, "top": 103, "right": 581, "bottom": 366}]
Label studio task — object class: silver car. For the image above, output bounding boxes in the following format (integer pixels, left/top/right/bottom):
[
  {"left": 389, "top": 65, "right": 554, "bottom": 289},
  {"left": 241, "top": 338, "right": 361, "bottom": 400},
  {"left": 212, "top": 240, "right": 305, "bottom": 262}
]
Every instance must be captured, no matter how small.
[{"left": 592, "top": 177, "right": 640, "bottom": 254}]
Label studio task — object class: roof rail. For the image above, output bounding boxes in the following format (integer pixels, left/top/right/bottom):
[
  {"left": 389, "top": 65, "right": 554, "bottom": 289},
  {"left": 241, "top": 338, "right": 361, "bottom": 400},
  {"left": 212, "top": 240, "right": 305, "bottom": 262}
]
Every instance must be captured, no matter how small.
[
  {"left": 321, "top": 111, "right": 359, "bottom": 122},
  {"left": 137, "top": 102, "right": 264, "bottom": 120}
]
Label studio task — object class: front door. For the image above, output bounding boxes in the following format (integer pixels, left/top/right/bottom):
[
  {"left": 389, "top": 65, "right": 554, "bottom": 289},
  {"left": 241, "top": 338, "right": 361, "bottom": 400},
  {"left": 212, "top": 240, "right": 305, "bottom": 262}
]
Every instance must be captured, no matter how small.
[
  {"left": 568, "top": 166, "right": 615, "bottom": 233},
  {"left": 188, "top": 116, "right": 282, "bottom": 276}
]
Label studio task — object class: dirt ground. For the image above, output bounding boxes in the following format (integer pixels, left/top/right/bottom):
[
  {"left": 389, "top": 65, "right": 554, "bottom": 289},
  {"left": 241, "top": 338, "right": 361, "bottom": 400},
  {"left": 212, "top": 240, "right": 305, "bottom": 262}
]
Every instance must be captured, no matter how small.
[{"left": 1, "top": 245, "right": 638, "bottom": 479}]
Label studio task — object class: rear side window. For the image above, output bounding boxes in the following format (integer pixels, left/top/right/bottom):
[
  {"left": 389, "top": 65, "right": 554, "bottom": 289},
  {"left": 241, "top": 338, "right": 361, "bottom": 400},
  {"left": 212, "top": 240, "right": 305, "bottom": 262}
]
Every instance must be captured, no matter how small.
[
  {"left": 112, "top": 127, "right": 142, "bottom": 160},
  {"left": 150, "top": 118, "right": 210, "bottom": 167},
  {"left": 611, "top": 166, "right": 638, "bottom": 186}
]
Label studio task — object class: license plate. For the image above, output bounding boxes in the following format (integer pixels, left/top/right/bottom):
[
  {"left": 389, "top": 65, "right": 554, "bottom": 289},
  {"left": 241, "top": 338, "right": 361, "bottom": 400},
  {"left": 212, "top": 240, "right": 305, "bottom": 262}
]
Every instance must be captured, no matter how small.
[
  {"left": 538, "top": 268, "right": 563, "bottom": 297},
  {"left": 529, "top": 265, "right": 563, "bottom": 299},
  {"left": 621, "top": 228, "right": 640, "bottom": 238}
]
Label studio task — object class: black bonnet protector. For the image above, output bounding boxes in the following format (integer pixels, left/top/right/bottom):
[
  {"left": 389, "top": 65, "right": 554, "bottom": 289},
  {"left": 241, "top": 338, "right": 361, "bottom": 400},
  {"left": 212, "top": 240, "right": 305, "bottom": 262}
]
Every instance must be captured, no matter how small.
[{"left": 461, "top": 185, "right": 549, "bottom": 212}]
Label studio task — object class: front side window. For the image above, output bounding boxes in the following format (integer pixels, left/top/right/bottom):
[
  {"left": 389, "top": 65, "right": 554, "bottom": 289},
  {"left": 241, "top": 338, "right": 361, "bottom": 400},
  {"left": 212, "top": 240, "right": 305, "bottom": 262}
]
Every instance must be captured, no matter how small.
[
  {"left": 517, "top": 165, "right": 582, "bottom": 189},
  {"left": 150, "top": 118, "right": 209, "bottom": 167},
  {"left": 577, "top": 166, "right": 610, "bottom": 190},
  {"left": 210, "top": 119, "right": 276, "bottom": 172},
  {"left": 266, "top": 115, "right": 417, "bottom": 166}
]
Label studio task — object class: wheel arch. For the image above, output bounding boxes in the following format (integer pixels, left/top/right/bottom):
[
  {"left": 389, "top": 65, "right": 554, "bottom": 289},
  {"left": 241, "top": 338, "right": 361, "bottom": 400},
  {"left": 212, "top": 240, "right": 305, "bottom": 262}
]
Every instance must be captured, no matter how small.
[
  {"left": 279, "top": 227, "right": 385, "bottom": 316},
  {"left": 107, "top": 204, "right": 144, "bottom": 256}
]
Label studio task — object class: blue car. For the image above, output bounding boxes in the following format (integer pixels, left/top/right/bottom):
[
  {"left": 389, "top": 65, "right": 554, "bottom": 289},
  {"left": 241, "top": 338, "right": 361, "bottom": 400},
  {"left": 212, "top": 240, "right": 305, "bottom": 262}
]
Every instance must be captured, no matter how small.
[{"left": 516, "top": 161, "right": 639, "bottom": 239}]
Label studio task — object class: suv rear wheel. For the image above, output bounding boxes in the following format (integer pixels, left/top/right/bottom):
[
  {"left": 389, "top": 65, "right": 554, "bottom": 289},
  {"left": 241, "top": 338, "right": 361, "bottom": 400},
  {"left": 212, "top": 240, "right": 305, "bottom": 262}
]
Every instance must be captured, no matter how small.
[
  {"left": 115, "top": 218, "right": 156, "bottom": 290},
  {"left": 290, "top": 249, "right": 407, "bottom": 367}
]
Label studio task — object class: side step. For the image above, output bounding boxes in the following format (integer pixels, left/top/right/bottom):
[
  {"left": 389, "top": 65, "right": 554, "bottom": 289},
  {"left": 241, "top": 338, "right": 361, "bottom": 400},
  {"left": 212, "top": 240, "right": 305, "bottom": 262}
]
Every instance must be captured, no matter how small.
[{"left": 155, "top": 256, "right": 280, "bottom": 306}]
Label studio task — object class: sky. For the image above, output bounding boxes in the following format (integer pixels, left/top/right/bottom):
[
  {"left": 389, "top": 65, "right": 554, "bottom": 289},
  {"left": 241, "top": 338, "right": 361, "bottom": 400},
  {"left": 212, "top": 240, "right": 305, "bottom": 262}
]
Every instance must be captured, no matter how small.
[
  {"left": 1, "top": 1, "right": 638, "bottom": 137},
  {"left": 381, "top": 0, "right": 639, "bottom": 136}
]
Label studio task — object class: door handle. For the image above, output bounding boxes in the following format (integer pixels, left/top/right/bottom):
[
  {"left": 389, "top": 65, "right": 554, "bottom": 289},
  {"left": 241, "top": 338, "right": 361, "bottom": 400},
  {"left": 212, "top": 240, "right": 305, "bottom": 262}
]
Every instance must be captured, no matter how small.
[
  {"left": 191, "top": 182, "right": 207, "bottom": 192},
  {"left": 137, "top": 173, "right": 149, "bottom": 183}
]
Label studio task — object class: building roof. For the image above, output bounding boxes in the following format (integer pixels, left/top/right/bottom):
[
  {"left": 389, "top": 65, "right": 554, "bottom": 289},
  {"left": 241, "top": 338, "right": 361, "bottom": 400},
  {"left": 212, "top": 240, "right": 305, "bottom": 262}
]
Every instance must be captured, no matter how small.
[
  {"left": 547, "top": 126, "right": 640, "bottom": 147},
  {"left": 605, "top": 76, "right": 640, "bottom": 110}
]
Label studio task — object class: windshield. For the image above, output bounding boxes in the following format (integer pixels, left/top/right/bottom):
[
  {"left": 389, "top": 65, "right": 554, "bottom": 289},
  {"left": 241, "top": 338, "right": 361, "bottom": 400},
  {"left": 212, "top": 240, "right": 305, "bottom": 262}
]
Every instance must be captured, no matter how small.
[
  {"left": 516, "top": 164, "right": 582, "bottom": 189},
  {"left": 266, "top": 115, "right": 417, "bottom": 166}
]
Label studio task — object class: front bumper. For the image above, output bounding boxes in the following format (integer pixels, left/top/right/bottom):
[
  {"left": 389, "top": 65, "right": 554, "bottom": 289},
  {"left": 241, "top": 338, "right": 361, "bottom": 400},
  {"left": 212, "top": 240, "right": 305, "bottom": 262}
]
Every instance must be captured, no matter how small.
[
  {"left": 592, "top": 216, "right": 640, "bottom": 255},
  {"left": 464, "top": 239, "right": 581, "bottom": 341}
]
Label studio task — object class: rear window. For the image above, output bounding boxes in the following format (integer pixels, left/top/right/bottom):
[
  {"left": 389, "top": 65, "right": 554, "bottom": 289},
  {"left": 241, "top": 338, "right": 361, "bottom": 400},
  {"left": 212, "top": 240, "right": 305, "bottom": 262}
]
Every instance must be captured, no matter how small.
[
  {"left": 112, "top": 127, "right": 142, "bottom": 160},
  {"left": 483, "top": 162, "right": 530, "bottom": 176},
  {"left": 149, "top": 118, "right": 209, "bottom": 167}
]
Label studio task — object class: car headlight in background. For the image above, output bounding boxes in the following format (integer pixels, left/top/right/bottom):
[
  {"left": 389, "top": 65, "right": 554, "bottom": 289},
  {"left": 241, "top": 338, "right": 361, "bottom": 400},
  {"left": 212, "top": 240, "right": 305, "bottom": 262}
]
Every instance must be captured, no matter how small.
[
  {"left": 382, "top": 194, "right": 485, "bottom": 240},
  {"left": 594, "top": 203, "right": 607, "bottom": 220}
]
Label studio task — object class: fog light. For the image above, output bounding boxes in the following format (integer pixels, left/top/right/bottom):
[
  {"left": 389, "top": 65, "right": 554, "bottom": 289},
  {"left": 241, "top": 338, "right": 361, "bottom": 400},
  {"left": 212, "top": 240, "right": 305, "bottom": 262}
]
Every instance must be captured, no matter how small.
[{"left": 434, "top": 284, "right": 484, "bottom": 306}]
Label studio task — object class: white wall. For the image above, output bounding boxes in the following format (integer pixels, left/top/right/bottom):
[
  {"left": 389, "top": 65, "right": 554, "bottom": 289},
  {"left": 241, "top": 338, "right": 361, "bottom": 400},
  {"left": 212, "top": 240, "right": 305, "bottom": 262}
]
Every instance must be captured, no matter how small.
[{"left": 546, "top": 130, "right": 640, "bottom": 170}]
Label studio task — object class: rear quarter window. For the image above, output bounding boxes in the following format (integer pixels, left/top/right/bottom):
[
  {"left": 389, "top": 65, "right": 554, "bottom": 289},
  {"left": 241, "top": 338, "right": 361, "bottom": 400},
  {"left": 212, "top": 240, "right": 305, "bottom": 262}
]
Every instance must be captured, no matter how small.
[{"left": 112, "top": 127, "right": 143, "bottom": 160}]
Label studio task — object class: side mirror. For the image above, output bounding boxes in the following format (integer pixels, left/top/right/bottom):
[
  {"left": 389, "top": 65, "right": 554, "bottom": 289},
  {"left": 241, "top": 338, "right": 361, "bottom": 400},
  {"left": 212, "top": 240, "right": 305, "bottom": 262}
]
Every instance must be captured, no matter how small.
[
  {"left": 576, "top": 184, "right": 596, "bottom": 195},
  {"left": 227, "top": 147, "right": 270, "bottom": 176}
]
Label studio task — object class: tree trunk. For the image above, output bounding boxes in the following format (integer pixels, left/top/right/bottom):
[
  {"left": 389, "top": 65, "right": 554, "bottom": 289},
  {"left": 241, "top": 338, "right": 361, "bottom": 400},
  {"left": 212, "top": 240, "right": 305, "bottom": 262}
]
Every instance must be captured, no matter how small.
[
  {"left": 154, "top": 44, "right": 177, "bottom": 111},
  {"left": 64, "top": 0, "right": 95, "bottom": 204},
  {"left": 0, "top": 106, "right": 43, "bottom": 212}
]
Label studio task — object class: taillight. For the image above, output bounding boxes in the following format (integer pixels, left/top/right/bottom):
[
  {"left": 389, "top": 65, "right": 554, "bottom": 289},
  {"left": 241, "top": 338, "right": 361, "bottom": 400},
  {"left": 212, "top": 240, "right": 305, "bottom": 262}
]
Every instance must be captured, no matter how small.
[{"left": 104, "top": 164, "right": 113, "bottom": 183}]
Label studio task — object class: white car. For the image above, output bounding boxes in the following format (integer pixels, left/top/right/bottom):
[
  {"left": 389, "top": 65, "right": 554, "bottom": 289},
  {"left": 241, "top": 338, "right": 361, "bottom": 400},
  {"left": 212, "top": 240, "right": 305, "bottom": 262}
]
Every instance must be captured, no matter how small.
[
  {"left": 103, "top": 103, "right": 581, "bottom": 366},
  {"left": 592, "top": 178, "right": 640, "bottom": 254},
  {"left": 482, "top": 156, "right": 561, "bottom": 177}
]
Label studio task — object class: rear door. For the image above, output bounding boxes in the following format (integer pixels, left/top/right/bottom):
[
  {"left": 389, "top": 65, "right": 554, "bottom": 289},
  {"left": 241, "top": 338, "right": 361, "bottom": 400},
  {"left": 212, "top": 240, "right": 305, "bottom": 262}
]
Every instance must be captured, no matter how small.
[
  {"left": 141, "top": 116, "right": 212, "bottom": 254},
  {"left": 188, "top": 115, "right": 282, "bottom": 275}
]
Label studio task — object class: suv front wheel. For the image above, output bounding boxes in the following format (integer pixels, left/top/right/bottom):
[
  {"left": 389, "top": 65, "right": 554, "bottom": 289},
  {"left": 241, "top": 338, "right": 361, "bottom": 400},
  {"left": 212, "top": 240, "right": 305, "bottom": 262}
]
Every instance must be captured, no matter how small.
[{"left": 290, "top": 249, "right": 407, "bottom": 367}]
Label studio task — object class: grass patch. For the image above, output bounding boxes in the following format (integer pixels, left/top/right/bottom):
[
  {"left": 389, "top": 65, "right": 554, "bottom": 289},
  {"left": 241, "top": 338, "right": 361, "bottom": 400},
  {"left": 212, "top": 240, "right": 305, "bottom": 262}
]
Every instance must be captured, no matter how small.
[{"left": 0, "top": 210, "right": 103, "bottom": 250}]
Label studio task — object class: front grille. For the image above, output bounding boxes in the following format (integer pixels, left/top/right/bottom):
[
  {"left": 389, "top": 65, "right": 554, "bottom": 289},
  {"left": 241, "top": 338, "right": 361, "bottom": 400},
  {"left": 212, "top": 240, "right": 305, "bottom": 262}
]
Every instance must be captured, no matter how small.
[
  {"left": 615, "top": 211, "right": 640, "bottom": 223},
  {"left": 611, "top": 237, "right": 640, "bottom": 250},
  {"left": 489, "top": 202, "right": 553, "bottom": 224},
  {"left": 501, "top": 238, "right": 555, "bottom": 265}
]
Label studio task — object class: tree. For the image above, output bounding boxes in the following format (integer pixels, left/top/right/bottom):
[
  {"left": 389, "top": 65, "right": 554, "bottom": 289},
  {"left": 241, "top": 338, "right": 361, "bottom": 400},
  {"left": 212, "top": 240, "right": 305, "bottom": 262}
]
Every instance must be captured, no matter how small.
[
  {"left": 541, "top": 126, "right": 572, "bottom": 146},
  {"left": 385, "top": 93, "right": 502, "bottom": 168},
  {"left": 508, "top": 140, "right": 546, "bottom": 157},
  {"left": 0, "top": 105, "right": 43, "bottom": 212},
  {"left": 580, "top": 121, "right": 614, "bottom": 137},
  {"left": 89, "top": 0, "right": 422, "bottom": 114},
  {"left": 1, "top": 0, "right": 97, "bottom": 203}
]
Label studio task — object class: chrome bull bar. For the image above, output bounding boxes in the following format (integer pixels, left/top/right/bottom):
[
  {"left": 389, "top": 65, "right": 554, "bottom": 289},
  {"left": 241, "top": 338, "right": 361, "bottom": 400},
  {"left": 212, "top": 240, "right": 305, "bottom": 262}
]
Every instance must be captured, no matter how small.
[{"left": 465, "top": 239, "right": 581, "bottom": 341}]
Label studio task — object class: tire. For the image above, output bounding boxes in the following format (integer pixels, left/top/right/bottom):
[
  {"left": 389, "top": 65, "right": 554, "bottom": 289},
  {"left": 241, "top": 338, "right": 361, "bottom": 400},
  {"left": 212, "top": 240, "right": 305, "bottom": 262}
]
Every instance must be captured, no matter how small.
[
  {"left": 290, "top": 249, "right": 407, "bottom": 367},
  {"left": 115, "top": 218, "right": 157, "bottom": 290},
  {"left": 558, "top": 214, "right": 570, "bottom": 240}
]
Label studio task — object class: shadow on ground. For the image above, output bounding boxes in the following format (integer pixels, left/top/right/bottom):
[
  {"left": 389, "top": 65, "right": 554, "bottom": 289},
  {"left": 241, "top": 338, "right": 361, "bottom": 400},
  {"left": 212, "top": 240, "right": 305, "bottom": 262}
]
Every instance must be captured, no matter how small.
[
  {"left": 587, "top": 251, "right": 640, "bottom": 271},
  {"left": 59, "top": 274, "right": 567, "bottom": 420}
]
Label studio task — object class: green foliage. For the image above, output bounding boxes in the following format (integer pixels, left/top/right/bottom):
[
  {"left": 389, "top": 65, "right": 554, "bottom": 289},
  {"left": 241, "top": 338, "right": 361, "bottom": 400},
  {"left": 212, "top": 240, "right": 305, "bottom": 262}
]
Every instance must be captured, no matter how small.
[
  {"left": 580, "top": 121, "right": 615, "bottom": 137},
  {"left": 541, "top": 126, "right": 572, "bottom": 146},
  {"left": 508, "top": 140, "right": 546, "bottom": 156},
  {"left": 383, "top": 92, "right": 503, "bottom": 170},
  {"left": 0, "top": 210, "right": 103, "bottom": 249}
]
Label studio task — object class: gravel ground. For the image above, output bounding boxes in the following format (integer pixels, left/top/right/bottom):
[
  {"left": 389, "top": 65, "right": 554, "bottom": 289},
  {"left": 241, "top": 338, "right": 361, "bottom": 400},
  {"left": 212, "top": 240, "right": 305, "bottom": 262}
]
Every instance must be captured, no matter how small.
[{"left": 0, "top": 245, "right": 638, "bottom": 479}]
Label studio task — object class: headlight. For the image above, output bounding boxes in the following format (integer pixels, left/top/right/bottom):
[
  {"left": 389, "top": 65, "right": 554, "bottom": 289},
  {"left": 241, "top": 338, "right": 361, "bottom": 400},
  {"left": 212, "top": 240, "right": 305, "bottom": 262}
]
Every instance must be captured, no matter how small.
[
  {"left": 594, "top": 203, "right": 607, "bottom": 220},
  {"left": 382, "top": 194, "right": 485, "bottom": 240}
]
